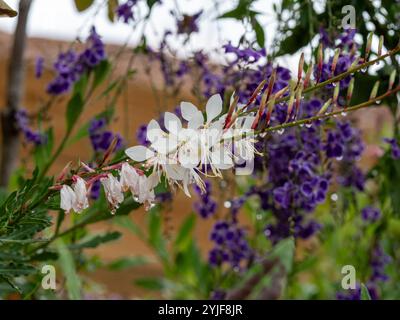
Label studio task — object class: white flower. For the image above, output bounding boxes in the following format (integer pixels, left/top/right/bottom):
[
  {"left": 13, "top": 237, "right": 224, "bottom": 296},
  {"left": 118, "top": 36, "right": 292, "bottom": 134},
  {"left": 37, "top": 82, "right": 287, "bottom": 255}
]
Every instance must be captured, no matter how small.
[
  {"left": 60, "top": 185, "right": 76, "bottom": 213},
  {"left": 124, "top": 94, "right": 259, "bottom": 198},
  {"left": 101, "top": 174, "right": 124, "bottom": 212},
  {"left": 73, "top": 177, "right": 89, "bottom": 212},
  {"left": 60, "top": 176, "right": 89, "bottom": 213},
  {"left": 135, "top": 173, "right": 158, "bottom": 210},
  {"left": 120, "top": 162, "right": 140, "bottom": 193}
]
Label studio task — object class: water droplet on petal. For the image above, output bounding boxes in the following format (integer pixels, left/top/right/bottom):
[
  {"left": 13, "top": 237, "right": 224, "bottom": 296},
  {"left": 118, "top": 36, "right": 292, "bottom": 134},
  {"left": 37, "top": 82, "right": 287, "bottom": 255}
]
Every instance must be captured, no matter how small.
[
  {"left": 336, "top": 155, "right": 343, "bottom": 161},
  {"left": 306, "top": 123, "right": 312, "bottom": 128},
  {"left": 330, "top": 193, "right": 338, "bottom": 201},
  {"left": 224, "top": 201, "right": 232, "bottom": 208}
]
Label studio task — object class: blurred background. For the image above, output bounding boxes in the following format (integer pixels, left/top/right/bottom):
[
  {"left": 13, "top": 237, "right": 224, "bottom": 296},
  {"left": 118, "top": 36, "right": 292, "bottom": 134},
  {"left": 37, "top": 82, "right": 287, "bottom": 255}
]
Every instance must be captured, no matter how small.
[{"left": 0, "top": 0, "right": 398, "bottom": 299}]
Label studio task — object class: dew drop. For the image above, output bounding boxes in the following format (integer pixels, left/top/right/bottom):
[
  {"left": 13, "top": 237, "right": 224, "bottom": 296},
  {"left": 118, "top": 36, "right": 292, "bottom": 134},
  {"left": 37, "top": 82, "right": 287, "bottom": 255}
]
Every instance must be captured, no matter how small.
[
  {"left": 306, "top": 123, "right": 312, "bottom": 128},
  {"left": 133, "top": 196, "right": 139, "bottom": 202},
  {"left": 341, "top": 111, "right": 347, "bottom": 116},
  {"left": 376, "top": 100, "right": 381, "bottom": 104},
  {"left": 299, "top": 123, "right": 304, "bottom": 128},
  {"left": 256, "top": 214, "right": 262, "bottom": 220},
  {"left": 332, "top": 82, "right": 337, "bottom": 87},
  {"left": 264, "top": 229, "right": 271, "bottom": 236},
  {"left": 224, "top": 201, "right": 232, "bottom": 208},
  {"left": 336, "top": 155, "right": 343, "bottom": 161},
  {"left": 330, "top": 193, "right": 338, "bottom": 201},
  {"left": 277, "top": 128, "right": 285, "bottom": 135}
]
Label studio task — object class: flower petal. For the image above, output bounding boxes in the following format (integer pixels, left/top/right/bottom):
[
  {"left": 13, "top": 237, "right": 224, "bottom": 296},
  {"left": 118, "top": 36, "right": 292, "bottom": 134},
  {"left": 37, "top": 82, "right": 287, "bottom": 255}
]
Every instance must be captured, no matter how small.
[
  {"left": 206, "top": 94, "right": 222, "bottom": 123},
  {"left": 125, "top": 146, "right": 155, "bottom": 162},
  {"left": 164, "top": 112, "right": 182, "bottom": 135},
  {"left": 188, "top": 111, "right": 204, "bottom": 130},
  {"left": 147, "top": 119, "right": 163, "bottom": 143},
  {"left": 180, "top": 101, "right": 199, "bottom": 121}
]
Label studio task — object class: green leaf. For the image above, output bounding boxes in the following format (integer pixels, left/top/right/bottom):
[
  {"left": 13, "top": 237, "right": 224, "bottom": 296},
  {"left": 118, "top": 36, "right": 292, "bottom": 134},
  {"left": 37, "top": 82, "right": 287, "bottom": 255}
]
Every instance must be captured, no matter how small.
[
  {"left": 114, "top": 215, "right": 145, "bottom": 239},
  {"left": 56, "top": 239, "right": 82, "bottom": 300},
  {"left": 135, "top": 277, "right": 164, "bottom": 291},
  {"left": 252, "top": 18, "right": 265, "bottom": 48},
  {"left": 361, "top": 283, "right": 372, "bottom": 300},
  {"left": 271, "top": 237, "right": 295, "bottom": 273},
  {"left": 108, "top": 256, "right": 149, "bottom": 270},
  {"left": 66, "top": 93, "right": 84, "bottom": 133},
  {"left": 0, "top": 264, "right": 36, "bottom": 276},
  {"left": 219, "top": 0, "right": 259, "bottom": 20},
  {"left": 70, "top": 231, "right": 122, "bottom": 250},
  {"left": 107, "top": 0, "right": 119, "bottom": 22},
  {"left": 74, "top": 0, "right": 95, "bottom": 12},
  {"left": 93, "top": 60, "right": 111, "bottom": 90},
  {"left": 174, "top": 214, "right": 196, "bottom": 252},
  {"left": 34, "top": 128, "right": 53, "bottom": 171},
  {"left": 146, "top": 0, "right": 159, "bottom": 11}
]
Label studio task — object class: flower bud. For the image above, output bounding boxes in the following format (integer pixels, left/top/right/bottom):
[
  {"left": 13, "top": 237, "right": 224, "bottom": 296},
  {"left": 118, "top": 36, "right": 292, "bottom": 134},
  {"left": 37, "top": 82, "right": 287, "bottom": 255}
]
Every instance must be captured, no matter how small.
[
  {"left": 378, "top": 35, "right": 384, "bottom": 57},
  {"left": 333, "top": 82, "right": 340, "bottom": 105},
  {"left": 304, "top": 62, "right": 313, "bottom": 88},
  {"left": 317, "top": 98, "right": 332, "bottom": 115},
  {"left": 298, "top": 52, "right": 304, "bottom": 84},
  {"left": 369, "top": 81, "right": 380, "bottom": 100},
  {"left": 331, "top": 48, "right": 341, "bottom": 76},
  {"left": 317, "top": 43, "right": 324, "bottom": 83},
  {"left": 347, "top": 78, "right": 354, "bottom": 103},
  {"left": 389, "top": 69, "right": 397, "bottom": 91},
  {"left": 285, "top": 88, "right": 296, "bottom": 122},
  {"left": 365, "top": 32, "right": 374, "bottom": 61}
]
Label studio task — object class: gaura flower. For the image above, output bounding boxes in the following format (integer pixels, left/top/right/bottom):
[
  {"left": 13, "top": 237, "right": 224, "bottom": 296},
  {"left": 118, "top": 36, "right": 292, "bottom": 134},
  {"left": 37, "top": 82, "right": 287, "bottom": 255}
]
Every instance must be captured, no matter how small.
[
  {"left": 125, "top": 94, "right": 258, "bottom": 196},
  {"left": 60, "top": 176, "right": 89, "bottom": 213},
  {"left": 101, "top": 174, "right": 124, "bottom": 213}
]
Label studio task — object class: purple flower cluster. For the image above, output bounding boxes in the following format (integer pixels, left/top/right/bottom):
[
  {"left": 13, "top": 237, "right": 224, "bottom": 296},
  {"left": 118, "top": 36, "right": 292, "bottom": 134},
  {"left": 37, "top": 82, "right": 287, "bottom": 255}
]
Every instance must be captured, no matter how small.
[
  {"left": 15, "top": 109, "right": 46, "bottom": 145},
  {"left": 209, "top": 220, "right": 252, "bottom": 268},
  {"left": 319, "top": 27, "right": 357, "bottom": 50},
  {"left": 89, "top": 118, "right": 124, "bottom": 153},
  {"left": 47, "top": 27, "right": 106, "bottom": 95},
  {"left": 317, "top": 29, "right": 358, "bottom": 90},
  {"left": 383, "top": 138, "right": 400, "bottom": 159},
  {"left": 361, "top": 206, "right": 381, "bottom": 222},
  {"left": 337, "top": 244, "right": 391, "bottom": 300},
  {"left": 35, "top": 56, "right": 44, "bottom": 79},
  {"left": 193, "top": 181, "right": 217, "bottom": 218},
  {"left": 325, "top": 121, "right": 365, "bottom": 191},
  {"left": 194, "top": 43, "right": 288, "bottom": 103},
  {"left": 116, "top": 0, "right": 137, "bottom": 24}
]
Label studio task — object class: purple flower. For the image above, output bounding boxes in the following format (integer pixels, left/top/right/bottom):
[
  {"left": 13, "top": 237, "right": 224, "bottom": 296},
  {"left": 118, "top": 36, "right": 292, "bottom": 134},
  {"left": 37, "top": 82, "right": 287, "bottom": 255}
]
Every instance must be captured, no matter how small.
[
  {"left": 193, "top": 180, "right": 217, "bottom": 219},
  {"left": 35, "top": 56, "right": 44, "bottom": 78},
  {"left": 116, "top": 1, "right": 137, "bottom": 24},
  {"left": 47, "top": 27, "right": 106, "bottom": 95},
  {"left": 361, "top": 206, "right": 381, "bottom": 222},
  {"left": 209, "top": 220, "right": 252, "bottom": 268},
  {"left": 15, "top": 109, "right": 46, "bottom": 145},
  {"left": 383, "top": 138, "right": 400, "bottom": 159},
  {"left": 89, "top": 118, "right": 124, "bottom": 152}
]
